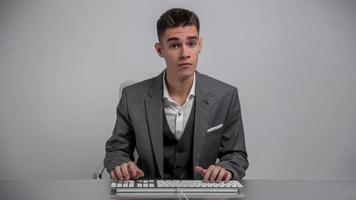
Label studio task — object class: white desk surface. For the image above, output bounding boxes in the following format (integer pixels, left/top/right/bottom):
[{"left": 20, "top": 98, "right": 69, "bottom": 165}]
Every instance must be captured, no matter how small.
[{"left": 1, "top": 179, "right": 355, "bottom": 200}]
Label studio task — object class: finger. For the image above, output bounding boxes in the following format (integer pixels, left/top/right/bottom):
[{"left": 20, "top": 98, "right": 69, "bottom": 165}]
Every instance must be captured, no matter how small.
[
  {"left": 216, "top": 168, "right": 226, "bottom": 183},
  {"left": 127, "top": 162, "right": 137, "bottom": 178},
  {"left": 203, "top": 165, "right": 215, "bottom": 182},
  {"left": 114, "top": 166, "right": 123, "bottom": 181},
  {"left": 110, "top": 170, "right": 117, "bottom": 180},
  {"left": 120, "top": 163, "right": 130, "bottom": 180},
  {"left": 224, "top": 171, "right": 232, "bottom": 183},
  {"left": 194, "top": 166, "right": 206, "bottom": 176},
  {"left": 127, "top": 162, "right": 145, "bottom": 179},
  {"left": 136, "top": 168, "right": 145, "bottom": 178},
  {"left": 210, "top": 166, "right": 222, "bottom": 182}
]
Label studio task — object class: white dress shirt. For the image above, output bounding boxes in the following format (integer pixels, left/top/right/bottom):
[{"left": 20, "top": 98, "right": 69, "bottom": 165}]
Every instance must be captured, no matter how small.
[{"left": 163, "top": 71, "right": 196, "bottom": 140}]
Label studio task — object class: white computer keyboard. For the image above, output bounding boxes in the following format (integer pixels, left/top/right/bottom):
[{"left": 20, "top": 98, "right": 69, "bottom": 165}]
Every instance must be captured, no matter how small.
[{"left": 110, "top": 179, "right": 243, "bottom": 193}]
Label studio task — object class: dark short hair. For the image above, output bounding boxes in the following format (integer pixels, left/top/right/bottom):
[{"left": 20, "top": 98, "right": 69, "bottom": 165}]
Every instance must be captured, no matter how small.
[{"left": 156, "top": 8, "right": 200, "bottom": 41}]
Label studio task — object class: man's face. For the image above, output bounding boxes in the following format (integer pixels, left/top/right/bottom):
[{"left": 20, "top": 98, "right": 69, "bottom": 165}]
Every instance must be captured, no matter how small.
[{"left": 155, "top": 25, "right": 202, "bottom": 81}]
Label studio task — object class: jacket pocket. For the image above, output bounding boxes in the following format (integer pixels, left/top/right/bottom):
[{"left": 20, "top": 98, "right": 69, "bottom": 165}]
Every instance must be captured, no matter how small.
[
  {"left": 206, "top": 123, "right": 223, "bottom": 136},
  {"left": 207, "top": 123, "right": 223, "bottom": 133}
]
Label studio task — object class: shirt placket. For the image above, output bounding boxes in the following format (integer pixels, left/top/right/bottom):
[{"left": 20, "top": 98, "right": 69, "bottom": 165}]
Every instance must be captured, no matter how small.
[{"left": 175, "top": 106, "right": 184, "bottom": 139}]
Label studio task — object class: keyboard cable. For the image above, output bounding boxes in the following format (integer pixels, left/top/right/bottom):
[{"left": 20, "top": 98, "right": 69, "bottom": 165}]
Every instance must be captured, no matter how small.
[{"left": 176, "top": 188, "right": 189, "bottom": 200}]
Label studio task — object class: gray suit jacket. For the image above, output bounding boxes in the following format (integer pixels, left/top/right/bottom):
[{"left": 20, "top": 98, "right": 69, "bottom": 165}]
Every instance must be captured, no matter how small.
[{"left": 104, "top": 71, "right": 248, "bottom": 179}]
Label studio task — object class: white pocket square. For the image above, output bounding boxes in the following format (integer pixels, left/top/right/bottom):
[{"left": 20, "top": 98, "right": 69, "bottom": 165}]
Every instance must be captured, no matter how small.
[{"left": 207, "top": 124, "right": 223, "bottom": 133}]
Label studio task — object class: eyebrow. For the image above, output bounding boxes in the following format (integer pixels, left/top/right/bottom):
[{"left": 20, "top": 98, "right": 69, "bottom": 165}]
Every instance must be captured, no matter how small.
[{"left": 166, "top": 36, "right": 199, "bottom": 43}]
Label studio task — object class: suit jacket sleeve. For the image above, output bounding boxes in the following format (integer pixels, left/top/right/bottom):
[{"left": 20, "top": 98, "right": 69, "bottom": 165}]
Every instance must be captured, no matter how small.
[
  {"left": 104, "top": 88, "right": 135, "bottom": 173},
  {"left": 216, "top": 88, "right": 249, "bottom": 180}
]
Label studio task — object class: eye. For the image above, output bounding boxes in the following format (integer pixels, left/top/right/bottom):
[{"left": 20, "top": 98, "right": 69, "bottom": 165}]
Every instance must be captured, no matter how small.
[
  {"left": 187, "top": 40, "right": 197, "bottom": 47},
  {"left": 169, "top": 43, "right": 180, "bottom": 49}
]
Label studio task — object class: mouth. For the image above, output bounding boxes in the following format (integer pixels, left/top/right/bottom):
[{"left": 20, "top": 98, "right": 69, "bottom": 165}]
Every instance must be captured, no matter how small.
[{"left": 178, "top": 63, "right": 192, "bottom": 67}]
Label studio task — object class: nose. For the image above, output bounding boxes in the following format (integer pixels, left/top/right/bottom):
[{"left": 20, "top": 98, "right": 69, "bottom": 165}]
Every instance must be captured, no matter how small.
[{"left": 179, "top": 44, "right": 190, "bottom": 60}]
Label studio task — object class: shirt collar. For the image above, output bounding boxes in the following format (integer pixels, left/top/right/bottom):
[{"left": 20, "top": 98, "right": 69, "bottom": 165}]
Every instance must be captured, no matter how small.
[{"left": 163, "top": 70, "right": 196, "bottom": 103}]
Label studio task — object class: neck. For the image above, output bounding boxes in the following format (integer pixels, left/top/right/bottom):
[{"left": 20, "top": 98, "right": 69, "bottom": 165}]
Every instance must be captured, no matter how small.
[{"left": 165, "top": 71, "right": 194, "bottom": 104}]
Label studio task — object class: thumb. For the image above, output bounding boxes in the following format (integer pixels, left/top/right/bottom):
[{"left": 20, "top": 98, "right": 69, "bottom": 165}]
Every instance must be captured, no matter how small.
[
  {"left": 136, "top": 168, "right": 145, "bottom": 177},
  {"left": 194, "top": 166, "right": 206, "bottom": 175}
]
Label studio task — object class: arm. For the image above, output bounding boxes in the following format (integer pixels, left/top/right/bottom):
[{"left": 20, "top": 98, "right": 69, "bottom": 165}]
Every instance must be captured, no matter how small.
[
  {"left": 104, "top": 88, "right": 136, "bottom": 173},
  {"left": 216, "top": 88, "right": 249, "bottom": 180}
]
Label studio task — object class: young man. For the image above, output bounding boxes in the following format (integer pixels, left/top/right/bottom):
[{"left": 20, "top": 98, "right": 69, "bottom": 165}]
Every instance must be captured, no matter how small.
[{"left": 104, "top": 8, "right": 248, "bottom": 183}]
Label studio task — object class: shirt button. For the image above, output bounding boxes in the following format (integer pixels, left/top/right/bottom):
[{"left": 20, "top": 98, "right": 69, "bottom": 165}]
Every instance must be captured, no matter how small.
[{"left": 178, "top": 112, "right": 182, "bottom": 116}]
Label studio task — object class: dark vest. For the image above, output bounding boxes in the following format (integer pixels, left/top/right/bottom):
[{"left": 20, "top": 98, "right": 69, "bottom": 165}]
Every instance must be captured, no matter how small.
[{"left": 163, "top": 102, "right": 195, "bottom": 179}]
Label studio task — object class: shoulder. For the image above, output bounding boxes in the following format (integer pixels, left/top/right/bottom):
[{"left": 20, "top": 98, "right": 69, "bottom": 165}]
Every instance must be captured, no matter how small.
[
  {"left": 121, "top": 74, "right": 161, "bottom": 97},
  {"left": 197, "top": 72, "right": 237, "bottom": 95}
]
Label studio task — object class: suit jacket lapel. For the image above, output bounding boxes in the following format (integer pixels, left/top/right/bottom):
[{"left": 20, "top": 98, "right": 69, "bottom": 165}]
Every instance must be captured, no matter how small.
[
  {"left": 193, "top": 72, "right": 211, "bottom": 179},
  {"left": 144, "top": 72, "right": 164, "bottom": 178}
]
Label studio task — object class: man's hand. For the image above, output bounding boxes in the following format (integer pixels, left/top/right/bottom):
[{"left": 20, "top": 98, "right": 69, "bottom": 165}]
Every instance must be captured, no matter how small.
[
  {"left": 194, "top": 165, "right": 232, "bottom": 183},
  {"left": 110, "top": 161, "right": 144, "bottom": 181}
]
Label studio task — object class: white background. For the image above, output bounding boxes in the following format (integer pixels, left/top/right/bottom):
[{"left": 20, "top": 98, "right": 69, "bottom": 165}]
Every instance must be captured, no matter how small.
[{"left": 0, "top": 0, "right": 355, "bottom": 180}]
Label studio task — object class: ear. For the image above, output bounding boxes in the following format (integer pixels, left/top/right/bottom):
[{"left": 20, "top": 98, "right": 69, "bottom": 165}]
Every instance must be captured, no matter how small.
[
  {"left": 155, "top": 42, "right": 164, "bottom": 57},
  {"left": 198, "top": 37, "right": 203, "bottom": 53}
]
